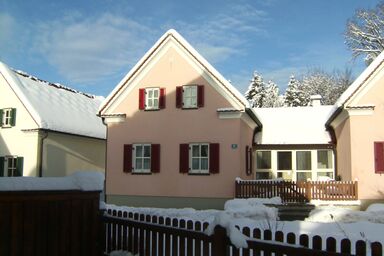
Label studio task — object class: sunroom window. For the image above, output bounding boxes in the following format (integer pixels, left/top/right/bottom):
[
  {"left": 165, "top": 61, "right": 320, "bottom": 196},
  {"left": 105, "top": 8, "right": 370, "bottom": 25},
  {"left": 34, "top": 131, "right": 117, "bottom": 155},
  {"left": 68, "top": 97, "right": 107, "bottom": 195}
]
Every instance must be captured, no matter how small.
[{"left": 256, "top": 151, "right": 271, "bottom": 169}]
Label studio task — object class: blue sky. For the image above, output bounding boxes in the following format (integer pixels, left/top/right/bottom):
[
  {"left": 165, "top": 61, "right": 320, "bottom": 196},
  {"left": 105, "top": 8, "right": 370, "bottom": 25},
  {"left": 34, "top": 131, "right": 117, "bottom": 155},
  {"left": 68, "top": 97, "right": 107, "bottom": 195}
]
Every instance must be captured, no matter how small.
[{"left": 0, "top": 0, "right": 380, "bottom": 97}]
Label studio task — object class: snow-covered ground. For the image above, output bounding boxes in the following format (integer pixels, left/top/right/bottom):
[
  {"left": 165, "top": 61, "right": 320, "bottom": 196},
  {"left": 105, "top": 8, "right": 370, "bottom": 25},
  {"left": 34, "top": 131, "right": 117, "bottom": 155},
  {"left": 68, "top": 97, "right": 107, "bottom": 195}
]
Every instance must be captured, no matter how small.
[{"left": 106, "top": 198, "right": 384, "bottom": 254}]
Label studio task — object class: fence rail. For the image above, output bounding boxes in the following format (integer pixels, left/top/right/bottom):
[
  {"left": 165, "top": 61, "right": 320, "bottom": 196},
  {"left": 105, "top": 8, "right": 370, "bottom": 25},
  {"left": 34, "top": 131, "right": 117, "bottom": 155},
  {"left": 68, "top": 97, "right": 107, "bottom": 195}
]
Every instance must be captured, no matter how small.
[
  {"left": 235, "top": 180, "right": 358, "bottom": 202},
  {"left": 102, "top": 211, "right": 382, "bottom": 256}
]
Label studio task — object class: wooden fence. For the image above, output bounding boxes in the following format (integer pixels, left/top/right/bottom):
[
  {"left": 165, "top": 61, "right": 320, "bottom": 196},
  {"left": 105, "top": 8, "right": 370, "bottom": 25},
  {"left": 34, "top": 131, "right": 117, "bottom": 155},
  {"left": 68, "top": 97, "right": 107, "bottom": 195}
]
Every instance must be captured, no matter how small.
[
  {"left": 235, "top": 180, "right": 358, "bottom": 202},
  {"left": 0, "top": 190, "right": 102, "bottom": 256},
  {"left": 102, "top": 209, "right": 382, "bottom": 256}
]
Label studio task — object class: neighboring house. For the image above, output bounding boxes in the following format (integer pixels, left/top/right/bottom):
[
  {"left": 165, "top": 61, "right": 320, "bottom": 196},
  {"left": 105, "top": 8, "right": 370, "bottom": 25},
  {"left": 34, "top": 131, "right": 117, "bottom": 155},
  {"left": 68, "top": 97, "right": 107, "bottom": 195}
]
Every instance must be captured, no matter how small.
[
  {"left": 0, "top": 62, "right": 106, "bottom": 177},
  {"left": 326, "top": 51, "right": 384, "bottom": 208},
  {"left": 98, "top": 29, "right": 260, "bottom": 209},
  {"left": 253, "top": 99, "right": 336, "bottom": 182}
]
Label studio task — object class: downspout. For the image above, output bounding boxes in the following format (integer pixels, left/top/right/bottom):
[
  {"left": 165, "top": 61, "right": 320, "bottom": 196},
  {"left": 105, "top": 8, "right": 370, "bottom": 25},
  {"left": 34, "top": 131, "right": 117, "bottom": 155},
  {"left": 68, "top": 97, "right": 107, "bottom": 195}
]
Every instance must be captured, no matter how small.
[
  {"left": 38, "top": 130, "right": 48, "bottom": 177},
  {"left": 101, "top": 117, "right": 108, "bottom": 203}
]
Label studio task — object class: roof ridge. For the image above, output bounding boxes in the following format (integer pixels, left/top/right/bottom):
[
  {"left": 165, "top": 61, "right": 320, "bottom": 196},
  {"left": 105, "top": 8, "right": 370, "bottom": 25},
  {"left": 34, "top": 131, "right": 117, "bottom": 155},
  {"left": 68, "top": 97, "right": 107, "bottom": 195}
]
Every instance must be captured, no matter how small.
[{"left": 13, "top": 69, "right": 96, "bottom": 99}]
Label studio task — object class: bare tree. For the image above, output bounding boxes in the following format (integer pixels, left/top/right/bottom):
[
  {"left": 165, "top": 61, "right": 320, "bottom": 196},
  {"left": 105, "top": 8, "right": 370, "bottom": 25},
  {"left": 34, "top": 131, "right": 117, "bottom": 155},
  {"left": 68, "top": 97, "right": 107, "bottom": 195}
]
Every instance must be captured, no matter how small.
[{"left": 345, "top": 2, "right": 384, "bottom": 64}]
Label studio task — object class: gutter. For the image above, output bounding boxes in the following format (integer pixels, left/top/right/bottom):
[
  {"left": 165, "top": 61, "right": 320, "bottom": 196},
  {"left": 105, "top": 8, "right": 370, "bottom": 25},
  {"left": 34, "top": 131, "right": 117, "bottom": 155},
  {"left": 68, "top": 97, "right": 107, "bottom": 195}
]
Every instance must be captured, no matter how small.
[
  {"left": 325, "top": 106, "right": 343, "bottom": 128},
  {"left": 245, "top": 108, "right": 263, "bottom": 147}
]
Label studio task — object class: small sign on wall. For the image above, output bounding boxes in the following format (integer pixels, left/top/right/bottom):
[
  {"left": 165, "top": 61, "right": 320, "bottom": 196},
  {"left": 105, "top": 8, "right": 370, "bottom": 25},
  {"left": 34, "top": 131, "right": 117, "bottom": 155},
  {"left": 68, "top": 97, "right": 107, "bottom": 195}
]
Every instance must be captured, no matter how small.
[{"left": 231, "top": 144, "right": 238, "bottom": 149}]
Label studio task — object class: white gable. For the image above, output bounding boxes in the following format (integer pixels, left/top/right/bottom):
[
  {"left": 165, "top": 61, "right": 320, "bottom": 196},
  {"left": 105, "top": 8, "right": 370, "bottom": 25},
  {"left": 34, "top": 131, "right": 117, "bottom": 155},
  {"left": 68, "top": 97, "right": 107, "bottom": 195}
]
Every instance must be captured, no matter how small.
[
  {"left": 98, "top": 29, "right": 249, "bottom": 116},
  {"left": 0, "top": 62, "right": 106, "bottom": 139},
  {"left": 254, "top": 106, "right": 334, "bottom": 145}
]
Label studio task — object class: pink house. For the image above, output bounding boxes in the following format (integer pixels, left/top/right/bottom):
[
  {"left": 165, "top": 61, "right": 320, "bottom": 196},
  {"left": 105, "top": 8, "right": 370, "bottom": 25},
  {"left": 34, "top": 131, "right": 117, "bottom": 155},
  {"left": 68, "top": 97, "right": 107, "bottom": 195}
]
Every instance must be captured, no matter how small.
[
  {"left": 98, "top": 29, "right": 259, "bottom": 209},
  {"left": 326, "top": 51, "right": 384, "bottom": 208}
]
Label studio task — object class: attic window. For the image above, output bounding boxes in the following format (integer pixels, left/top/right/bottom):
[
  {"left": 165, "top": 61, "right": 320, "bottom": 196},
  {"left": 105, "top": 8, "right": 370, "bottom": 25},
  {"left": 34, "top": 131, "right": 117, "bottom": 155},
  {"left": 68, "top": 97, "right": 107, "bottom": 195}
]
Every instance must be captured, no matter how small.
[
  {"left": 176, "top": 85, "right": 204, "bottom": 109},
  {"left": 0, "top": 108, "right": 16, "bottom": 128}
]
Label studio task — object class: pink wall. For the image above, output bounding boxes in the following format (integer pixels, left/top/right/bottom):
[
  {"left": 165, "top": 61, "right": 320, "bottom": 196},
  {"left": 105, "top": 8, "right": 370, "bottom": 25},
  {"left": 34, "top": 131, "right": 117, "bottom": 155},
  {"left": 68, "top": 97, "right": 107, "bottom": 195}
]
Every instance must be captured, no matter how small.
[
  {"left": 335, "top": 72, "right": 384, "bottom": 200},
  {"left": 106, "top": 47, "right": 253, "bottom": 199}
]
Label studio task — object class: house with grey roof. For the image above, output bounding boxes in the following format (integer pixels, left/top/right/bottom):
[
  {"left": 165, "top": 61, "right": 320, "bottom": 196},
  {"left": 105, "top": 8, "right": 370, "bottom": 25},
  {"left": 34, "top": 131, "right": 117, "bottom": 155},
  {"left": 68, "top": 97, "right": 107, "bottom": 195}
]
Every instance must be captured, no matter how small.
[{"left": 0, "top": 61, "right": 106, "bottom": 177}]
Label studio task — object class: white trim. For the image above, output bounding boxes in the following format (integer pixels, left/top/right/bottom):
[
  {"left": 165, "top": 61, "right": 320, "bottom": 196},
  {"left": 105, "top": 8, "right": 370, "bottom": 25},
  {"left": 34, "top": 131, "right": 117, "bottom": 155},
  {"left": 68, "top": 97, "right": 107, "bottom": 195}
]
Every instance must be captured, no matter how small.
[
  {"left": 103, "top": 115, "right": 126, "bottom": 124},
  {"left": 132, "top": 144, "right": 151, "bottom": 173},
  {"left": 99, "top": 29, "right": 249, "bottom": 116},
  {"left": 218, "top": 111, "right": 242, "bottom": 119},
  {"left": 189, "top": 143, "right": 209, "bottom": 174},
  {"left": 346, "top": 106, "right": 375, "bottom": 116}
]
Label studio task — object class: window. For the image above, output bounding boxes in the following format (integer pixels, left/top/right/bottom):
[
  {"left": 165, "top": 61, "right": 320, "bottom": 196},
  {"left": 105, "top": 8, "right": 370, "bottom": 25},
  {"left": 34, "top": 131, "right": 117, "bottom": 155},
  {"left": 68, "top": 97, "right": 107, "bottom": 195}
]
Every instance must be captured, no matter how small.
[
  {"left": 176, "top": 85, "right": 204, "bottom": 109},
  {"left": 296, "top": 151, "right": 311, "bottom": 170},
  {"left": 0, "top": 108, "right": 16, "bottom": 127},
  {"left": 317, "top": 150, "right": 333, "bottom": 169},
  {"left": 179, "top": 143, "right": 219, "bottom": 174},
  {"left": 255, "top": 172, "right": 270, "bottom": 180},
  {"left": 256, "top": 151, "right": 271, "bottom": 169},
  {"left": 190, "top": 144, "right": 209, "bottom": 173},
  {"left": 138, "top": 88, "right": 165, "bottom": 110},
  {"left": 123, "top": 144, "right": 160, "bottom": 173},
  {"left": 0, "top": 156, "right": 23, "bottom": 177},
  {"left": 277, "top": 151, "right": 292, "bottom": 170},
  {"left": 133, "top": 144, "right": 151, "bottom": 173}
]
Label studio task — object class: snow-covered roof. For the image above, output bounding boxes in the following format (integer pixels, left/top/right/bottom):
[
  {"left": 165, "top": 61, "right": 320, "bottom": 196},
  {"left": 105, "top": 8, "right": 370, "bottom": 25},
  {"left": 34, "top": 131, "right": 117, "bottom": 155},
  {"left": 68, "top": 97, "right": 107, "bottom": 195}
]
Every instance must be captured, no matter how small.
[
  {"left": 98, "top": 29, "right": 250, "bottom": 115},
  {"left": 327, "top": 51, "right": 384, "bottom": 122},
  {"left": 0, "top": 62, "right": 106, "bottom": 139},
  {"left": 254, "top": 106, "right": 334, "bottom": 145}
]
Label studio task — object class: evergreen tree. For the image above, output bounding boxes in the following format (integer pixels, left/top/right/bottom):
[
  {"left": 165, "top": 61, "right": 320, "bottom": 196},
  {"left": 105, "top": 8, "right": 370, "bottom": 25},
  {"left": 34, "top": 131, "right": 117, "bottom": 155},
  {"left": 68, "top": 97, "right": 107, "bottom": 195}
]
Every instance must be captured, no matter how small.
[
  {"left": 284, "top": 75, "right": 307, "bottom": 107},
  {"left": 264, "top": 80, "right": 282, "bottom": 107},
  {"left": 245, "top": 71, "right": 266, "bottom": 107}
]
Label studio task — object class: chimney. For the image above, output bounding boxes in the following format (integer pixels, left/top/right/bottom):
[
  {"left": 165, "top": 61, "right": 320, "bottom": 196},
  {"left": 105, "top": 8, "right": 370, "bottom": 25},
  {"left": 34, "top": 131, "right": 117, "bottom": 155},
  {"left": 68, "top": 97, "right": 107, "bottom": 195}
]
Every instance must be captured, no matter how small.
[{"left": 310, "top": 95, "right": 322, "bottom": 107}]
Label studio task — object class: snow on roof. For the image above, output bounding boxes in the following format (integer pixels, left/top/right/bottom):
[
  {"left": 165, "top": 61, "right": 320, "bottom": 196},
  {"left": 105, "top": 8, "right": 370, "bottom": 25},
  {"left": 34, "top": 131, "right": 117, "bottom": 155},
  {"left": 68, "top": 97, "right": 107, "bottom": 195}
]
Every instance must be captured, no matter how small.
[
  {"left": 254, "top": 106, "right": 334, "bottom": 145},
  {"left": 0, "top": 62, "right": 106, "bottom": 139},
  {"left": 98, "top": 29, "right": 249, "bottom": 115}
]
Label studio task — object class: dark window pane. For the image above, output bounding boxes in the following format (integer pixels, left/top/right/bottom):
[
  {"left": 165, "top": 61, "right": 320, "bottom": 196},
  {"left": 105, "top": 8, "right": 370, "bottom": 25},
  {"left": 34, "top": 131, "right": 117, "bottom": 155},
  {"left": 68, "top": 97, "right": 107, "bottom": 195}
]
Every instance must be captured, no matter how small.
[
  {"left": 256, "top": 151, "right": 271, "bottom": 169},
  {"left": 277, "top": 152, "right": 292, "bottom": 170},
  {"left": 296, "top": 151, "right": 311, "bottom": 170}
]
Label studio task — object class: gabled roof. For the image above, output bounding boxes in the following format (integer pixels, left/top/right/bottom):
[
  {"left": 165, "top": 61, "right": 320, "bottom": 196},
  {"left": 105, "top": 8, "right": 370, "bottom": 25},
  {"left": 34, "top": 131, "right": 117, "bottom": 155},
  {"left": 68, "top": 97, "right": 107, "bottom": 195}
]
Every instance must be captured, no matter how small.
[
  {"left": 327, "top": 51, "right": 384, "bottom": 124},
  {"left": 98, "top": 29, "right": 250, "bottom": 116},
  {"left": 0, "top": 62, "right": 106, "bottom": 139},
  {"left": 254, "top": 106, "right": 334, "bottom": 145}
]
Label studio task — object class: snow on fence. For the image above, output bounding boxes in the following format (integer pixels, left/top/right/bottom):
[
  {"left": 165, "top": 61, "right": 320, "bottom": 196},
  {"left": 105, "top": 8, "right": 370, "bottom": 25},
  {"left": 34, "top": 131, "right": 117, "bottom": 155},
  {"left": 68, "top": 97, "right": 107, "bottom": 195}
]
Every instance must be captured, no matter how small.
[
  {"left": 235, "top": 180, "right": 358, "bottom": 202},
  {"left": 102, "top": 209, "right": 382, "bottom": 256}
]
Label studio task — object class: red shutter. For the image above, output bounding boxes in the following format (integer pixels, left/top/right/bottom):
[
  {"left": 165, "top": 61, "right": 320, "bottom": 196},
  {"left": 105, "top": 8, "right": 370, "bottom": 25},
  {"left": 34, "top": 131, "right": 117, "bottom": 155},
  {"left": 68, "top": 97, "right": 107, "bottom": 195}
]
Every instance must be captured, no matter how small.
[
  {"left": 123, "top": 144, "right": 133, "bottom": 173},
  {"left": 374, "top": 142, "right": 384, "bottom": 173},
  {"left": 179, "top": 144, "right": 189, "bottom": 173},
  {"left": 139, "top": 88, "right": 145, "bottom": 110},
  {"left": 176, "top": 86, "right": 183, "bottom": 108},
  {"left": 151, "top": 144, "right": 160, "bottom": 173},
  {"left": 209, "top": 143, "right": 220, "bottom": 174},
  {"left": 197, "top": 85, "right": 204, "bottom": 107},
  {"left": 245, "top": 146, "right": 250, "bottom": 175},
  {"left": 159, "top": 88, "right": 166, "bottom": 109}
]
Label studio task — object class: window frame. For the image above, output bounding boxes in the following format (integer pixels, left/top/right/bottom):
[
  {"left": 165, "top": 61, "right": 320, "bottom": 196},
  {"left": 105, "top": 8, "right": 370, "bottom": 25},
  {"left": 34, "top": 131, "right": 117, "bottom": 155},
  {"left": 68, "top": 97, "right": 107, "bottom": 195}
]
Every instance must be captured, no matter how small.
[
  {"left": 189, "top": 143, "right": 209, "bottom": 174},
  {"left": 132, "top": 144, "right": 151, "bottom": 173},
  {"left": 2, "top": 108, "right": 13, "bottom": 127},
  {"left": 3, "top": 156, "right": 17, "bottom": 177},
  {"left": 182, "top": 85, "right": 198, "bottom": 109},
  {"left": 145, "top": 88, "right": 160, "bottom": 110}
]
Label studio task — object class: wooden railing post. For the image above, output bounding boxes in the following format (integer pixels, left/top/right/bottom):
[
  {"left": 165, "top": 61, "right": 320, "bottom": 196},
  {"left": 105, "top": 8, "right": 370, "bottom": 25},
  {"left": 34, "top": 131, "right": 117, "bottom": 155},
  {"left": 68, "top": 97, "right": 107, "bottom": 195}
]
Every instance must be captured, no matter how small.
[
  {"left": 211, "top": 225, "right": 228, "bottom": 256},
  {"left": 354, "top": 180, "right": 358, "bottom": 200},
  {"left": 306, "top": 182, "right": 312, "bottom": 201}
]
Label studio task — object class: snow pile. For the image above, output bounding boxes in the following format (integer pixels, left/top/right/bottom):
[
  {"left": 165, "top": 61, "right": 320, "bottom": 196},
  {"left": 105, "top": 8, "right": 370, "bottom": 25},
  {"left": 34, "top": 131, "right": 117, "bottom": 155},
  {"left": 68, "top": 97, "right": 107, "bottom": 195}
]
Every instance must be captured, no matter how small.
[
  {"left": 224, "top": 198, "right": 280, "bottom": 220},
  {"left": 106, "top": 204, "right": 220, "bottom": 223},
  {"left": 306, "top": 206, "right": 384, "bottom": 223},
  {"left": 366, "top": 203, "right": 384, "bottom": 212},
  {"left": 0, "top": 171, "right": 104, "bottom": 191}
]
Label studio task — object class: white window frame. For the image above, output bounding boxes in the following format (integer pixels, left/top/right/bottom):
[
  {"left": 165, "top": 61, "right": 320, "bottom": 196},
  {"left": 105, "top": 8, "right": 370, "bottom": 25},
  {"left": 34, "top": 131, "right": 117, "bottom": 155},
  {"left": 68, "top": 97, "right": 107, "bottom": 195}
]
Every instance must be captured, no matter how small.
[
  {"left": 145, "top": 88, "right": 160, "bottom": 110},
  {"left": 183, "top": 85, "right": 198, "bottom": 109},
  {"left": 189, "top": 143, "right": 209, "bottom": 174},
  {"left": 296, "top": 151, "right": 312, "bottom": 181},
  {"left": 4, "top": 156, "right": 17, "bottom": 177},
  {"left": 2, "top": 108, "right": 13, "bottom": 127},
  {"left": 255, "top": 149, "right": 335, "bottom": 181},
  {"left": 132, "top": 144, "right": 151, "bottom": 173}
]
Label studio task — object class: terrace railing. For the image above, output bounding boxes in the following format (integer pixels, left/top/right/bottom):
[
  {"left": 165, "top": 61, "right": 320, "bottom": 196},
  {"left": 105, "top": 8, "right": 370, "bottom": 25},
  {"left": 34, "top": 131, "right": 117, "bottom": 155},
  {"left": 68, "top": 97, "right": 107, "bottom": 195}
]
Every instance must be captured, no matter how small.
[{"left": 235, "top": 179, "right": 358, "bottom": 202}]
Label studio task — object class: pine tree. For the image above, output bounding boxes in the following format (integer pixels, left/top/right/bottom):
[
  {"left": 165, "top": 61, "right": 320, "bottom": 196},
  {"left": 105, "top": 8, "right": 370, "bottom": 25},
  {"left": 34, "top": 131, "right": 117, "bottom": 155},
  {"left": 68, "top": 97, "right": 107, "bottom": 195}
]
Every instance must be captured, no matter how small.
[
  {"left": 245, "top": 71, "right": 266, "bottom": 107},
  {"left": 284, "top": 75, "right": 307, "bottom": 107},
  {"left": 264, "top": 80, "right": 282, "bottom": 107}
]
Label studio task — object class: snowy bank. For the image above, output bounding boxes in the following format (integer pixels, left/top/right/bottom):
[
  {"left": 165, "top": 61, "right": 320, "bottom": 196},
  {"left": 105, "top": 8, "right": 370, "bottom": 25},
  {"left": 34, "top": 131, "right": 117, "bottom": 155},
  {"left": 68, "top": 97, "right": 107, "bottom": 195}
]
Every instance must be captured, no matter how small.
[{"left": 0, "top": 171, "right": 104, "bottom": 191}]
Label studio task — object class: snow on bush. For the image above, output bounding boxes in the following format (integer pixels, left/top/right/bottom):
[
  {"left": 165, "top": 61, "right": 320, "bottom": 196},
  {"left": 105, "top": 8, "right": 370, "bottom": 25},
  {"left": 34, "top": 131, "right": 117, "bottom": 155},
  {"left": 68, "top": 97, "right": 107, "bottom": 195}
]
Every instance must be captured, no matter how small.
[{"left": 306, "top": 206, "right": 384, "bottom": 223}]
